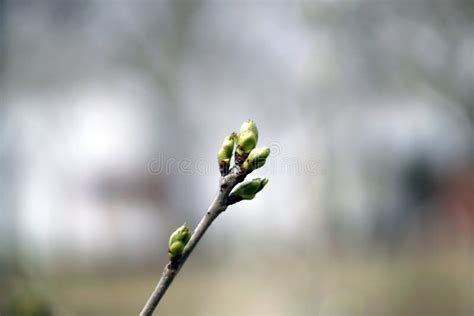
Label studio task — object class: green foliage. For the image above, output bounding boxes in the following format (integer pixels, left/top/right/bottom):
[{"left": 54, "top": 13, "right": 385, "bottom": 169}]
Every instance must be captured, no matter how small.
[{"left": 5, "top": 281, "right": 53, "bottom": 316}]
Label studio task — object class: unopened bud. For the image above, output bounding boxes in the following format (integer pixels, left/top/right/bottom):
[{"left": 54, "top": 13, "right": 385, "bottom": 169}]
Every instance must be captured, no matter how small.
[
  {"left": 242, "top": 147, "right": 270, "bottom": 172},
  {"left": 168, "top": 223, "right": 191, "bottom": 259},
  {"left": 217, "top": 132, "right": 237, "bottom": 175},
  {"left": 236, "top": 120, "right": 259, "bottom": 156},
  {"left": 228, "top": 178, "right": 269, "bottom": 204},
  {"left": 239, "top": 119, "right": 259, "bottom": 140}
]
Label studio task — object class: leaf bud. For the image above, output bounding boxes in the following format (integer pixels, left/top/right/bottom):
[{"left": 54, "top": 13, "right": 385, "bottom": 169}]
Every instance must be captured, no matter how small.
[
  {"left": 236, "top": 120, "right": 259, "bottom": 156},
  {"left": 217, "top": 132, "right": 237, "bottom": 175},
  {"left": 168, "top": 223, "right": 191, "bottom": 259},
  {"left": 228, "top": 178, "right": 269, "bottom": 204},
  {"left": 242, "top": 147, "right": 270, "bottom": 172},
  {"left": 239, "top": 119, "right": 259, "bottom": 140}
]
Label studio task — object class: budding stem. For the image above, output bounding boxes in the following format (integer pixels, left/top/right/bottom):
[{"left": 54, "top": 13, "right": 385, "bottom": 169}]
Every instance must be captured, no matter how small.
[
  {"left": 140, "top": 120, "right": 270, "bottom": 316},
  {"left": 139, "top": 167, "right": 245, "bottom": 316}
]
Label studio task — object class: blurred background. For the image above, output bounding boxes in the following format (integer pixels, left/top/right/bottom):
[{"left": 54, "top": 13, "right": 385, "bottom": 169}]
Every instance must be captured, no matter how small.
[{"left": 1, "top": 0, "right": 473, "bottom": 315}]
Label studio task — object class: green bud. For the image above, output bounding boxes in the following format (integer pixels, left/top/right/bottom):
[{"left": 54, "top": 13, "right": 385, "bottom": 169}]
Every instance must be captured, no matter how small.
[
  {"left": 169, "top": 240, "right": 185, "bottom": 257},
  {"left": 242, "top": 147, "right": 270, "bottom": 172},
  {"left": 217, "top": 132, "right": 236, "bottom": 162},
  {"left": 229, "top": 178, "right": 269, "bottom": 203},
  {"left": 237, "top": 131, "right": 257, "bottom": 154},
  {"left": 218, "top": 132, "right": 237, "bottom": 175},
  {"left": 239, "top": 119, "right": 259, "bottom": 140},
  {"left": 168, "top": 223, "right": 191, "bottom": 259},
  {"left": 237, "top": 120, "right": 259, "bottom": 155}
]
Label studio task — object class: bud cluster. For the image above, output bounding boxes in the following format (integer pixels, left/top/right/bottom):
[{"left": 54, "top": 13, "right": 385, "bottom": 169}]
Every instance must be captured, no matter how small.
[
  {"left": 217, "top": 119, "right": 271, "bottom": 175},
  {"left": 163, "top": 120, "right": 271, "bottom": 290}
]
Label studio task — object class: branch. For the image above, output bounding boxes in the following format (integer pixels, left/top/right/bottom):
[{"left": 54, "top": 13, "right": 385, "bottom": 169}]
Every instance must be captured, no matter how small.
[
  {"left": 139, "top": 119, "right": 270, "bottom": 316},
  {"left": 139, "top": 168, "right": 245, "bottom": 316}
]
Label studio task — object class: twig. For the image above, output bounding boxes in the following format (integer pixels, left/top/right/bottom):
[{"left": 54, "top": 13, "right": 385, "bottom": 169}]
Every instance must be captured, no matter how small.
[
  {"left": 140, "top": 119, "right": 270, "bottom": 315},
  {"left": 139, "top": 168, "right": 245, "bottom": 316}
]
